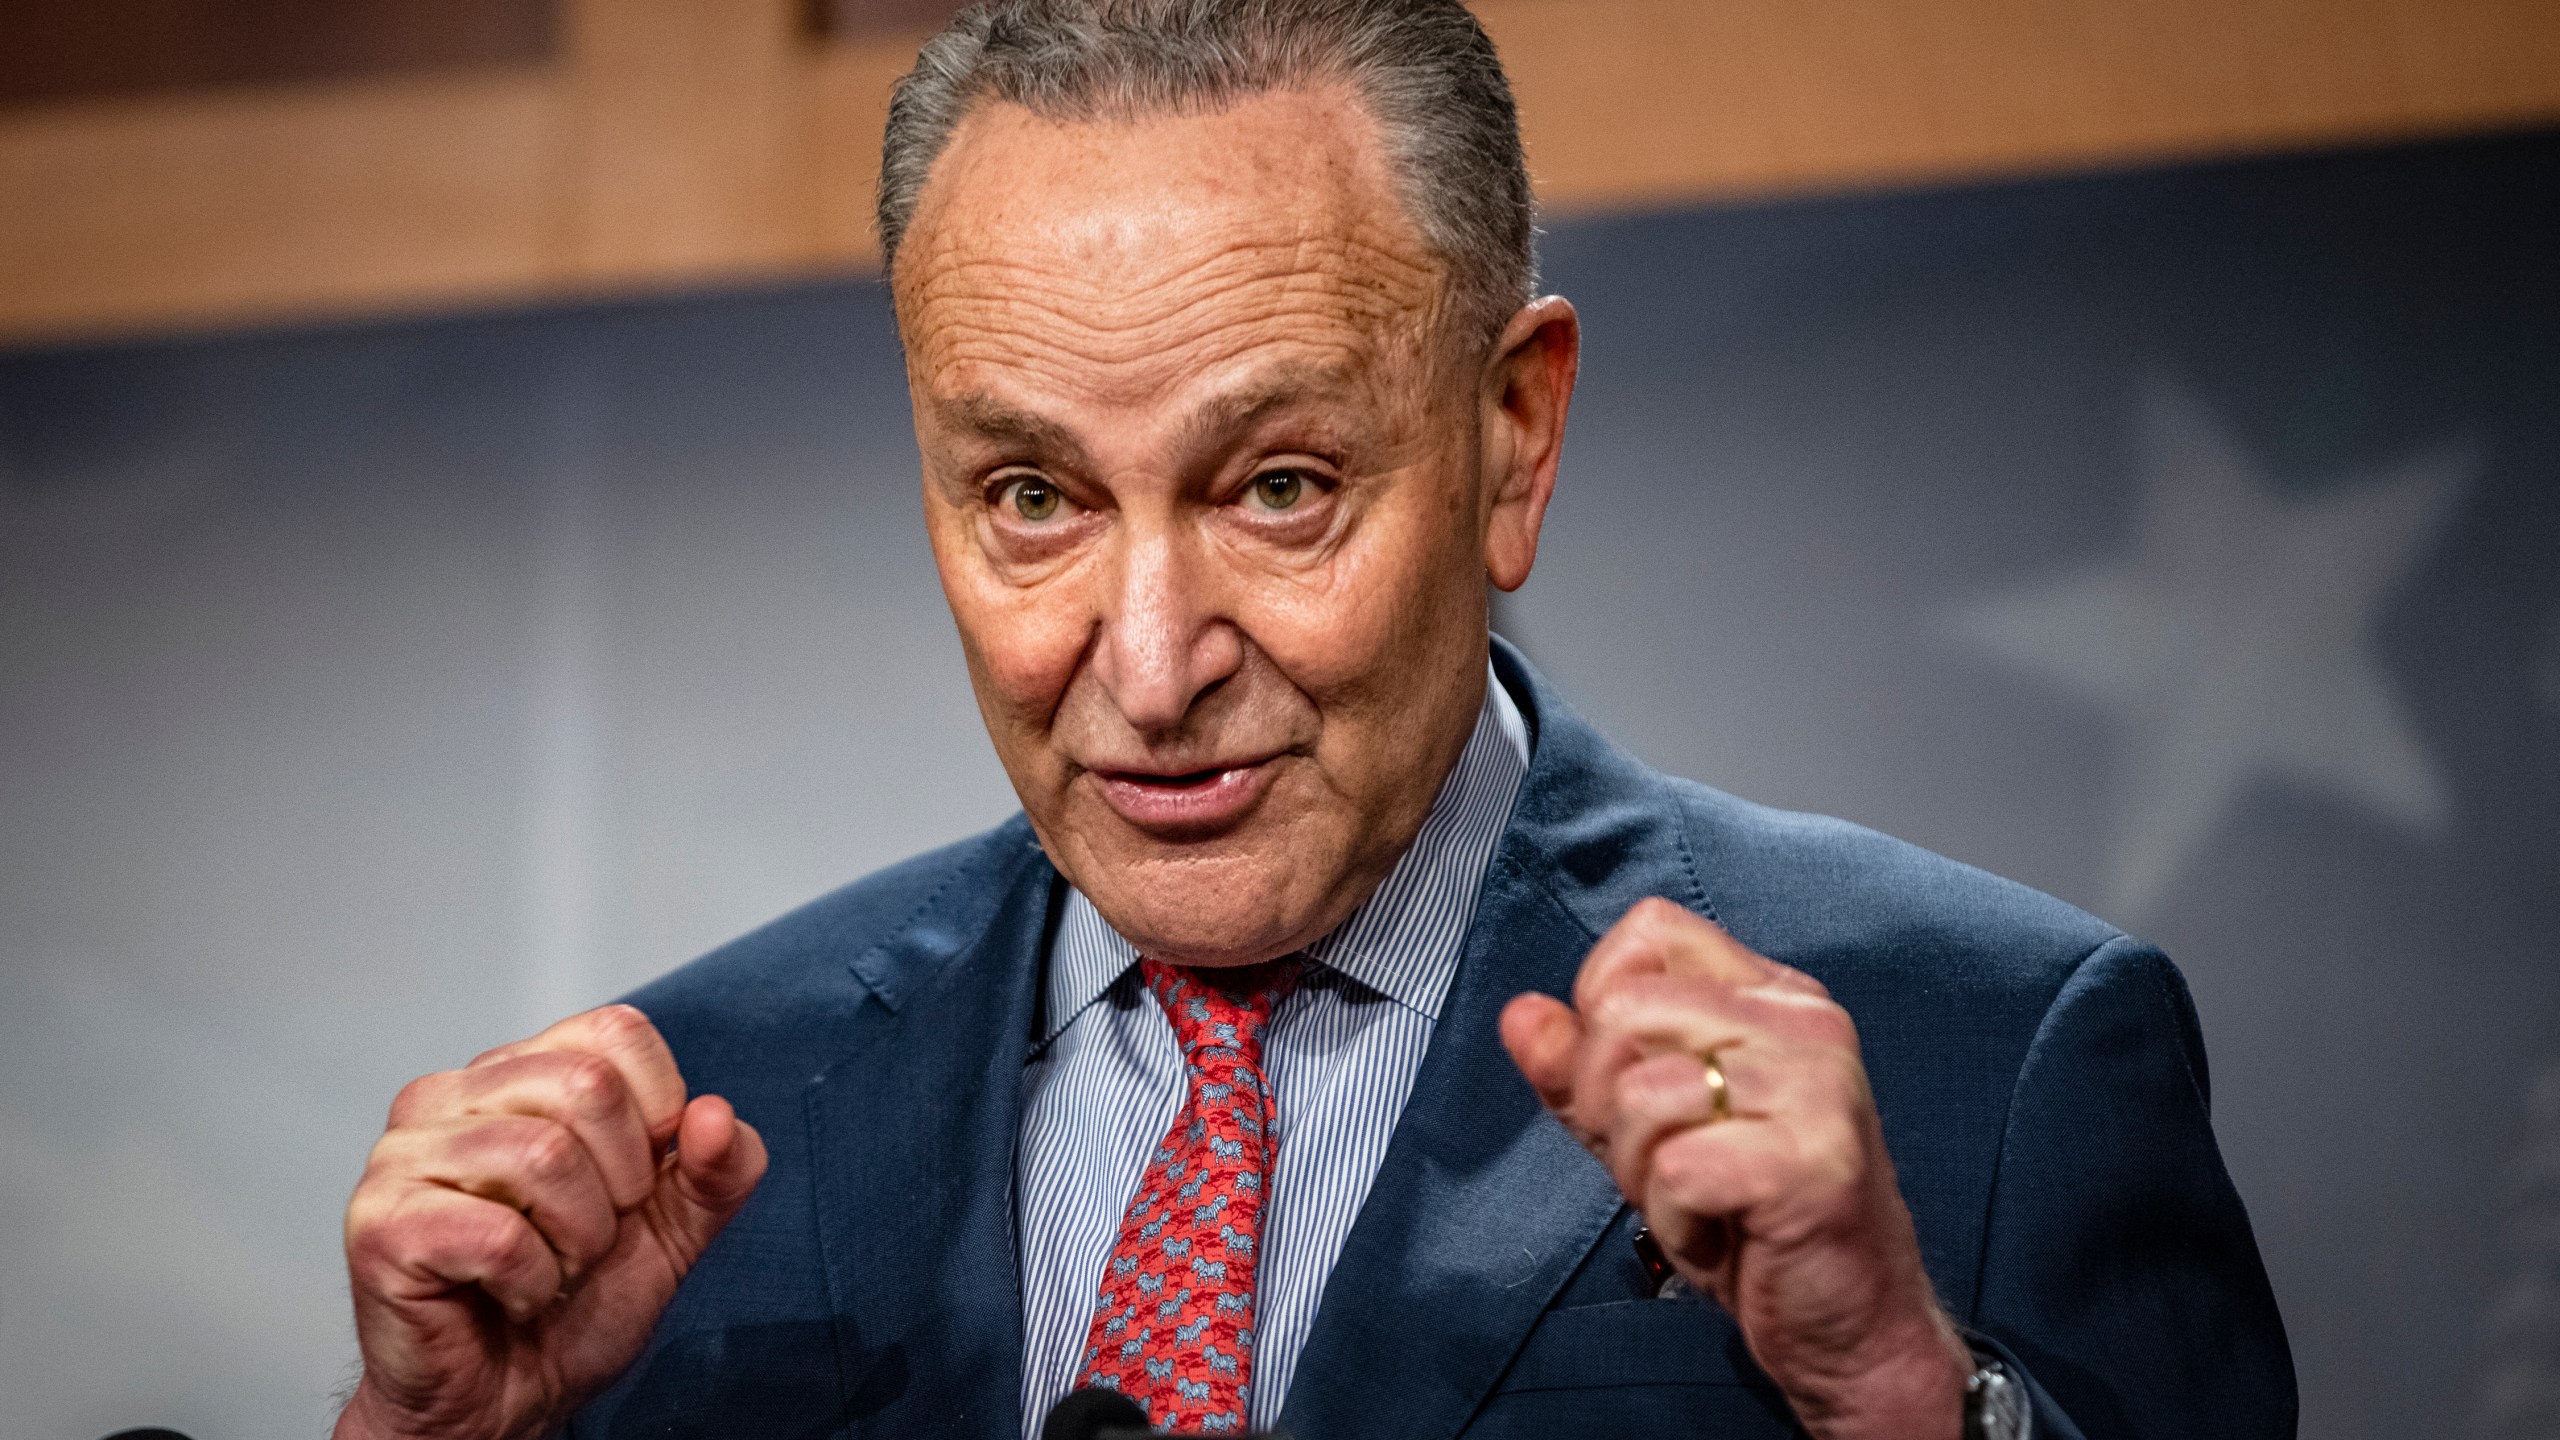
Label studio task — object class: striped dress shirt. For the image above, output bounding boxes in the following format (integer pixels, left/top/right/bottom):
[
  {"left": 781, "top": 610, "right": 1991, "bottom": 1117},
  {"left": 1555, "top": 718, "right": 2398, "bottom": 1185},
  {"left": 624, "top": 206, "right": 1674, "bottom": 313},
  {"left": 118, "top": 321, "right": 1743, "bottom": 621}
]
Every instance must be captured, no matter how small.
[{"left": 1014, "top": 667, "right": 1531, "bottom": 1436}]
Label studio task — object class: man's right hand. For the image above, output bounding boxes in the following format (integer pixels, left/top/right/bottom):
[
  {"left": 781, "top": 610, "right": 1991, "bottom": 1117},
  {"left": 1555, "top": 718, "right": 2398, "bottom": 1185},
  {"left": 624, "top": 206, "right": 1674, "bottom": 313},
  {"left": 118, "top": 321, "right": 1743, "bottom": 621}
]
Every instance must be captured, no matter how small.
[{"left": 335, "top": 1005, "right": 767, "bottom": 1440}]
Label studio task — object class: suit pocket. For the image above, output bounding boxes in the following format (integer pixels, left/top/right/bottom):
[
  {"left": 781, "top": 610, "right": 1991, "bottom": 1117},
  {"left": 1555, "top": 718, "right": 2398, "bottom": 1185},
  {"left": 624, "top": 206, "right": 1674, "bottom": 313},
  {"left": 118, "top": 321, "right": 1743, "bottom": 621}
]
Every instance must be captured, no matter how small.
[{"left": 1494, "top": 1298, "right": 1778, "bottom": 1393}]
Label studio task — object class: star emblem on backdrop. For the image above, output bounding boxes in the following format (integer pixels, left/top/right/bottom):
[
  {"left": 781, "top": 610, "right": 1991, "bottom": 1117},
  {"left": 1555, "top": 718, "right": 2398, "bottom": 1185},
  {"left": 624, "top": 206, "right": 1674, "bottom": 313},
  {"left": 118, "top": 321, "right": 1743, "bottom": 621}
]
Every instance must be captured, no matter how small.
[{"left": 1946, "top": 378, "right": 2474, "bottom": 923}]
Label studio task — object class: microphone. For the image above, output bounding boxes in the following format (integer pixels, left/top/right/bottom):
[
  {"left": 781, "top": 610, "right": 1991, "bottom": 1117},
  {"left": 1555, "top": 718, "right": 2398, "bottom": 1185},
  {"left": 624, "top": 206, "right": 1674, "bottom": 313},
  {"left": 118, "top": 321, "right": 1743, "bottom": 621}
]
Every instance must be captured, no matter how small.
[
  {"left": 1039, "top": 1387, "right": 1288, "bottom": 1440},
  {"left": 101, "top": 1432, "right": 196, "bottom": 1440}
]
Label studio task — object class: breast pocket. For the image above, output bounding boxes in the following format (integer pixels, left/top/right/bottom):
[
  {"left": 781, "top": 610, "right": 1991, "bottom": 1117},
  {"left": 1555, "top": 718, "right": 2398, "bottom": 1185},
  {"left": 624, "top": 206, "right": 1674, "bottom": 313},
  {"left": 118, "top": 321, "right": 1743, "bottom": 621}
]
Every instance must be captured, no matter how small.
[{"left": 1469, "top": 1299, "right": 1803, "bottom": 1440}]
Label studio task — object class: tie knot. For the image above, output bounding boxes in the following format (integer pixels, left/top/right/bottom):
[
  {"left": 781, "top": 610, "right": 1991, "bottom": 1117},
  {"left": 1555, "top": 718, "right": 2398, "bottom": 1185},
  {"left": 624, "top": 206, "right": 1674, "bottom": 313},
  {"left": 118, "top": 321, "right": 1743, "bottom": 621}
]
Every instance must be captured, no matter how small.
[{"left": 1141, "top": 957, "right": 1301, "bottom": 1061}]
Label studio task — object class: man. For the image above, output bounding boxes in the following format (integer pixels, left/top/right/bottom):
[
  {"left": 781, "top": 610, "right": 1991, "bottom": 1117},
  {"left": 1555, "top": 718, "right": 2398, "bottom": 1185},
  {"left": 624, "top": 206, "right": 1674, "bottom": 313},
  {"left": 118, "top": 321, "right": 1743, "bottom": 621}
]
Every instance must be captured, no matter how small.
[{"left": 333, "top": 3, "right": 2293, "bottom": 1438}]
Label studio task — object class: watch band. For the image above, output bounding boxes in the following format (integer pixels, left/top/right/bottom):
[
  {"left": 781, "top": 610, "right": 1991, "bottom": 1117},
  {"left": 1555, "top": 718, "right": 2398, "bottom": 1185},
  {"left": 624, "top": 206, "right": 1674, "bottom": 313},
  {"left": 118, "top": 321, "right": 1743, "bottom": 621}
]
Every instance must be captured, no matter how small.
[{"left": 1963, "top": 1355, "right": 2032, "bottom": 1440}]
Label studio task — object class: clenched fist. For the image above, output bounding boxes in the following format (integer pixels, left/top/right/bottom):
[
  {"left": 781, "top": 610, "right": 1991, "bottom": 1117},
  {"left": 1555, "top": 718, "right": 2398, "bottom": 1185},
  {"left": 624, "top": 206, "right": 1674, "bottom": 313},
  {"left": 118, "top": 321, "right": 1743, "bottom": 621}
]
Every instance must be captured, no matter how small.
[
  {"left": 335, "top": 1005, "right": 767, "bottom": 1440},
  {"left": 1500, "top": 899, "right": 1973, "bottom": 1440}
]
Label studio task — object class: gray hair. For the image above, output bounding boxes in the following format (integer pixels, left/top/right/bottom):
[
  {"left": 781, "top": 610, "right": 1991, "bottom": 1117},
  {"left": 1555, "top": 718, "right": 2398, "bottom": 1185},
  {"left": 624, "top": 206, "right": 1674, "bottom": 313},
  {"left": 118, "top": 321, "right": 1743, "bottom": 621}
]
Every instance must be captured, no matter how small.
[{"left": 877, "top": 0, "right": 1536, "bottom": 346}]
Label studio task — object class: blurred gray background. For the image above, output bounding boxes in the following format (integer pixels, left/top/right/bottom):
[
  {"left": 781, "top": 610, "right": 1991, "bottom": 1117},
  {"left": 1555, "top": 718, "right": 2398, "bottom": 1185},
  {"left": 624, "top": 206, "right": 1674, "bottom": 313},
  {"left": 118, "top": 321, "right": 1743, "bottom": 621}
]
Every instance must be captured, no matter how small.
[{"left": 3, "top": 130, "right": 2555, "bottom": 1439}]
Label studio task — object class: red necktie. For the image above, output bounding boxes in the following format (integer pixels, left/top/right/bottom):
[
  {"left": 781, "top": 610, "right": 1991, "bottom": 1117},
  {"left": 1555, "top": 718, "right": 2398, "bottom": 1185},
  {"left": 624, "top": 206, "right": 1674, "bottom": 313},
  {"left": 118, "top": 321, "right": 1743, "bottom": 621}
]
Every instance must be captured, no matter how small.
[{"left": 1077, "top": 958, "right": 1300, "bottom": 1431}]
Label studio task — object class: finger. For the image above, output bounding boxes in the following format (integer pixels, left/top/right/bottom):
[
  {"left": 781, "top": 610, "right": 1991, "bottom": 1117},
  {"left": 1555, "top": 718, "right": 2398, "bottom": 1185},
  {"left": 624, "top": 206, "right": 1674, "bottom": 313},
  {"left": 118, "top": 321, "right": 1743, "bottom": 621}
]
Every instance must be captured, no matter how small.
[
  {"left": 1622, "top": 899, "right": 1776, "bottom": 989},
  {"left": 1579, "top": 899, "right": 1830, "bottom": 1006},
  {"left": 1649, "top": 1099, "right": 1879, "bottom": 1257},
  {"left": 1571, "top": 898, "right": 1685, "bottom": 1010},
  {"left": 360, "top": 1184, "right": 567, "bottom": 1324},
  {"left": 373, "top": 1116, "right": 621, "bottom": 1280},
  {"left": 1499, "top": 992, "right": 1584, "bottom": 1118},
  {"left": 1664, "top": 919, "right": 1829, "bottom": 999},
  {"left": 397, "top": 1051, "right": 660, "bottom": 1209},
  {"left": 650, "top": 1095, "right": 769, "bottom": 1267},
  {"left": 1590, "top": 971, "right": 1858, "bottom": 1064},
  {"left": 1567, "top": 975, "right": 1832, "bottom": 1167},
  {"left": 489, "top": 1005, "right": 690, "bottom": 1146},
  {"left": 1560, "top": 995, "right": 1651, "bottom": 1147},
  {"left": 1639, "top": 1118, "right": 1800, "bottom": 1267},
  {"left": 1604, "top": 1051, "right": 1732, "bottom": 1201}
]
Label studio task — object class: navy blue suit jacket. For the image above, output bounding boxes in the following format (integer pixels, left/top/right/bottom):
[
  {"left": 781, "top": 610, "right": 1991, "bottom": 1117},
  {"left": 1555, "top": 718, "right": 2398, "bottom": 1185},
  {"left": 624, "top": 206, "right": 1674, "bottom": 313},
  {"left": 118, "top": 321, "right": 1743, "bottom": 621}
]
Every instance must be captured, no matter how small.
[{"left": 575, "top": 642, "right": 2294, "bottom": 1439}]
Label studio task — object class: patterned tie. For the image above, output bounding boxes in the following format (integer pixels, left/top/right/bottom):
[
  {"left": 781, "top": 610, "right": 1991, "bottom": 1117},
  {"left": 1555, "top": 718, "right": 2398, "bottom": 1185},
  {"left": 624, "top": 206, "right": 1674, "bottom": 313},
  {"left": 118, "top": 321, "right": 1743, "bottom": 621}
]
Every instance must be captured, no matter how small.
[{"left": 1077, "top": 957, "right": 1301, "bottom": 1432}]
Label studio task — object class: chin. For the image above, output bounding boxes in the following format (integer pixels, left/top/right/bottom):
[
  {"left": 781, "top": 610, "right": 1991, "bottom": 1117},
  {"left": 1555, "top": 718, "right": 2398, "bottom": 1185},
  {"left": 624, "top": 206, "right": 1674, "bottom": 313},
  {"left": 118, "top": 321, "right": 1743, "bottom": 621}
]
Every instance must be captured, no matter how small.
[
  {"left": 1077, "top": 863, "right": 1325, "bottom": 969},
  {"left": 1101, "top": 897, "right": 1308, "bottom": 967}
]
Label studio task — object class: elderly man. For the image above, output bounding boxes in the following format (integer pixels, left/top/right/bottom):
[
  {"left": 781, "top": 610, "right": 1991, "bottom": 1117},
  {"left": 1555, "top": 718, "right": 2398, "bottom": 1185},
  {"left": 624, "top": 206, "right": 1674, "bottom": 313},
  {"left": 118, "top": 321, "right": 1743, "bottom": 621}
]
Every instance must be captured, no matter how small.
[{"left": 333, "top": 3, "right": 2291, "bottom": 1438}]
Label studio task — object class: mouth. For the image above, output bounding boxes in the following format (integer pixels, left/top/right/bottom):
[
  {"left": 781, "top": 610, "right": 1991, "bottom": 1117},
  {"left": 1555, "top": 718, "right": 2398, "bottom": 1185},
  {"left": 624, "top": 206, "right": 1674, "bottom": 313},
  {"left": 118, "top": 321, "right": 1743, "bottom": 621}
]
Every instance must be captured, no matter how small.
[{"left": 1087, "top": 756, "right": 1283, "bottom": 833}]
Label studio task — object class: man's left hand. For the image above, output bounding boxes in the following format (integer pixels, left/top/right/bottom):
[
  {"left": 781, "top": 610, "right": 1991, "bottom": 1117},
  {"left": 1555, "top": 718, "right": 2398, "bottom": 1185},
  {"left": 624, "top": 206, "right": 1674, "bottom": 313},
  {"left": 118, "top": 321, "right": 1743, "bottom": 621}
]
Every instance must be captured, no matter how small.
[{"left": 1500, "top": 898, "right": 1974, "bottom": 1440}]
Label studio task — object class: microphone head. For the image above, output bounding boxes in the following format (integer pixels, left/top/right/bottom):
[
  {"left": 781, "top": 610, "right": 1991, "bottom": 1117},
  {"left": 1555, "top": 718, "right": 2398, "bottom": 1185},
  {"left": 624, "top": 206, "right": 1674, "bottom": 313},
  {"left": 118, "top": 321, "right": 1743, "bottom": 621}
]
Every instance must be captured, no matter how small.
[
  {"left": 1041, "top": 1386, "right": 1152, "bottom": 1440},
  {"left": 101, "top": 1432, "right": 196, "bottom": 1440}
]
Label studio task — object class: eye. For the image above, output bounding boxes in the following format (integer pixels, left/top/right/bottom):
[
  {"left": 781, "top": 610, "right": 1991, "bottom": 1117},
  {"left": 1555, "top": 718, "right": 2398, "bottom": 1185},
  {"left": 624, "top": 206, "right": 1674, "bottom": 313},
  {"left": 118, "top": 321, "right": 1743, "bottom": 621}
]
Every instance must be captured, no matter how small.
[
  {"left": 1248, "top": 469, "right": 1308, "bottom": 512},
  {"left": 1003, "top": 475, "right": 1062, "bottom": 522}
]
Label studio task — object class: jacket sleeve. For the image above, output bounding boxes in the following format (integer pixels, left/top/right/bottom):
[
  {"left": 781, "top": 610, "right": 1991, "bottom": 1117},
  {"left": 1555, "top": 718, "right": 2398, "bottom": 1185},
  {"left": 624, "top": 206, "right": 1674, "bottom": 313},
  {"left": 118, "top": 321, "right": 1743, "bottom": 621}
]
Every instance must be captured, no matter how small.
[{"left": 1966, "top": 936, "right": 2297, "bottom": 1440}]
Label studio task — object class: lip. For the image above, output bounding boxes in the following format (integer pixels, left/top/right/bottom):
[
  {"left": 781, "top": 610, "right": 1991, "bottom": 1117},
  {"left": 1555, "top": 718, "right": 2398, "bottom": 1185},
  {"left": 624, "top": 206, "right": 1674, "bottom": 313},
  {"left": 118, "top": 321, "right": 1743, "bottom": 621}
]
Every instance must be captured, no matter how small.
[{"left": 1087, "top": 756, "right": 1282, "bottom": 833}]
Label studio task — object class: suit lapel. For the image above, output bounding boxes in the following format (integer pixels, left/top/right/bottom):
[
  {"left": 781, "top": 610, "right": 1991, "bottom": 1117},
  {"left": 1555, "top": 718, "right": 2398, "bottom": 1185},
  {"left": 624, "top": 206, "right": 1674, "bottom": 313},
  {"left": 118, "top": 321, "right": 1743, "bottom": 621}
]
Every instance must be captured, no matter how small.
[
  {"left": 803, "top": 823, "right": 1059, "bottom": 1439},
  {"left": 1279, "top": 643, "right": 1714, "bottom": 1440},
  {"left": 1276, "top": 848, "right": 1622, "bottom": 1440}
]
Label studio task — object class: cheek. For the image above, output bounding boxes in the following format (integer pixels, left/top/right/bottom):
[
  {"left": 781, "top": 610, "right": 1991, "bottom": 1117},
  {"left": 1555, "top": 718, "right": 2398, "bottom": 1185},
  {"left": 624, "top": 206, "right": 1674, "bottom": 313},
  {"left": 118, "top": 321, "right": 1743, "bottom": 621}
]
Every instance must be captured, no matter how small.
[
  {"left": 1239, "top": 547, "right": 1408, "bottom": 691},
  {"left": 1240, "top": 481, "right": 1476, "bottom": 690},
  {"left": 929, "top": 514, "right": 1092, "bottom": 731}
]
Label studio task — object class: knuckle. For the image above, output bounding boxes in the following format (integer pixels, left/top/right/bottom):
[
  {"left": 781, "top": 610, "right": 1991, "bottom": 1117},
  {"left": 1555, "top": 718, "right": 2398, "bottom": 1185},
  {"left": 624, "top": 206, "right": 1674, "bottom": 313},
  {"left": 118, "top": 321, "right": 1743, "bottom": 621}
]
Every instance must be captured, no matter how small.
[
  {"left": 466, "top": 1039, "right": 523, "bottom": 1069},
  {"left": 588, "top": 1003, "right": 655, "bottom": 1047},
  {"left": 1648, "top": 1136, "right": 1701, "bottom": 1191},
  {"left": 387, "top": 1072, "right": 452, "bottom": 1127},
  {"left": 1652, "top": 1134, "right": 1732, "bottom": 1203},
  {"left": 1587, "top": 989, "right": 1636, "bottom": 1031},
  {"left": 1631, "top": 895, "right": 1688, "bottom": 926},
  {"left": 1625, "top": 898, "right": 1692, "bottom": 943},
  {"left": 345, "top": 1213, "right": 404, "bottom": 1271},
  {"left": 343, "top": 1188, "right": 396, "bottom": 1248},
  {"left": 446, "top": 1194, "right": 529, "bottom": 1262},
  {"left": 355, "top": 1189, "right": 462, "bottom": 1267},
  {"left": 517, "top": 1122, "right": 586, "bottom": 1183},
  {"left": 360, "top": 1130, "right": 409, "bottom": 1175},
  {"left": 1765, "top": 991, "right": 1856, "bottom": 1049},
  {"left": 554, "top": 1052, "right": 625, "bottom": 1116}
]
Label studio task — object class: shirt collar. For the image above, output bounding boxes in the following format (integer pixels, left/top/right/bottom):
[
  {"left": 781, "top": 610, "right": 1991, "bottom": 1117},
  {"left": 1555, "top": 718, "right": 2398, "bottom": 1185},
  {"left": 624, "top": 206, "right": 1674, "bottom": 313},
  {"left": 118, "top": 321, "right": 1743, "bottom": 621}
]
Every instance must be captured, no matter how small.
[{"left": 1039, "top": 662, "right": 1530, "bottom": 1046}]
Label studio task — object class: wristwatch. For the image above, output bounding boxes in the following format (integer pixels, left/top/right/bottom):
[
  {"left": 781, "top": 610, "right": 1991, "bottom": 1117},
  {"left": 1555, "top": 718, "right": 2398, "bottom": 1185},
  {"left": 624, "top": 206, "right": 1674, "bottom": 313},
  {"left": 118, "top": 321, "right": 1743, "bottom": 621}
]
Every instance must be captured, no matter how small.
[{"left": 1963, "top": 1354, "right": 2031, "bottom": 1440}]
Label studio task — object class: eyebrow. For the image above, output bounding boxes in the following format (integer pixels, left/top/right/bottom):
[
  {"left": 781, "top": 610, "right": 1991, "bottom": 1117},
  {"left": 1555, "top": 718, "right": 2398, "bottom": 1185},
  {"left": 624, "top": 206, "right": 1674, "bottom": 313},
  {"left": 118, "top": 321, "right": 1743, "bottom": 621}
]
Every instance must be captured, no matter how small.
[
  {"left": 933, "top": 393, "right": 1096, "bottom": 472},
  {"left": 1171, "top": 368, "right": 1361, "bottom": 455},
  {"left": 932, "top": 362, "right": 1368, "bottom": 475}
]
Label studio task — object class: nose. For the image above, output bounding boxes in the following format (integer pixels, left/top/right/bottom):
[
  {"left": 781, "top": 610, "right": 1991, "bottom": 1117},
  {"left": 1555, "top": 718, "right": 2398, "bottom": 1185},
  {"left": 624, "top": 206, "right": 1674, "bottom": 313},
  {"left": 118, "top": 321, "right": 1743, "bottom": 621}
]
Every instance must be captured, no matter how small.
[{"left": 1093, "top": 522, "right": 1243, "bottom": 737}]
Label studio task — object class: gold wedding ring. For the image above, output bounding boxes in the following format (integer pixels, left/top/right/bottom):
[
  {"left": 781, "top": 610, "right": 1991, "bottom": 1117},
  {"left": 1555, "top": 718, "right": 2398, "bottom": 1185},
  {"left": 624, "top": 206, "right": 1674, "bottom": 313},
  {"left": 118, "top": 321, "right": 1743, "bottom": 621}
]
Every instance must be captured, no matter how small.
[{"left": 1699, "top": 1049, "right": 1734, "bottom": 1124}]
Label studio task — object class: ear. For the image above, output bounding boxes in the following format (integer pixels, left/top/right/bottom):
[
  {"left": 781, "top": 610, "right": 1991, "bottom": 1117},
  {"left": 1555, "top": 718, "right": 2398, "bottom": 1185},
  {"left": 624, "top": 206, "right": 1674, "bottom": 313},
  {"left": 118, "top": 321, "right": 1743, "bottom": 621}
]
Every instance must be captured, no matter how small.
[{"left": 1477, "top": 296, "right": 1581, "bottom": 593}]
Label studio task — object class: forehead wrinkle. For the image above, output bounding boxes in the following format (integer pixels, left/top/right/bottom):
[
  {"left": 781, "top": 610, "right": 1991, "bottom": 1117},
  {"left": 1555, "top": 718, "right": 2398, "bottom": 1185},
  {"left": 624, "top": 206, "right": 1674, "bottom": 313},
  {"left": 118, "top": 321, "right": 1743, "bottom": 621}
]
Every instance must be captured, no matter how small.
[
  {"left": 921, "top": 258, "right": 1443, "bottom": 427},
  {"left": 920, "top": 312, "right": 1384, "bottom": 409},
  {"left": 900, "top": 98, "right": 1458, "bottom": 456},
  {"left": 908, "top": 228, "right": 1435, "bottom": 366}
]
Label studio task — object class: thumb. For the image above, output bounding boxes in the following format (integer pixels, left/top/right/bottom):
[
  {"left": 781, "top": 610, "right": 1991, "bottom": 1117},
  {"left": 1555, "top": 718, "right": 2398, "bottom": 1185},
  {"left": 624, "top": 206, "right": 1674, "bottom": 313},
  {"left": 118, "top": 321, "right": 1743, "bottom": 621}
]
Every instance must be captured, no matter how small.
[
  {"left": 1500, "top": 991, "right": 1582, "bottom": 1116},
  {"left": 651, "top": 1093, "right": 767, "bottom": 1264}
]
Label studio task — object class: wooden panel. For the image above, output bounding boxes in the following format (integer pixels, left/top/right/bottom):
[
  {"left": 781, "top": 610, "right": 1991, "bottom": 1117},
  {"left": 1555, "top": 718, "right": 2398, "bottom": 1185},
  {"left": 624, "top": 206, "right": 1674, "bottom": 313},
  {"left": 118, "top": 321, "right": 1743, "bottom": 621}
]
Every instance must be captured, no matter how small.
[
  {"left": 2, "top": 0, "right": 2556, "bottom": 345},
  {"left": 1478, "top": 0, "right": 2560, "bottom": 210},
  {"left": 562, "top": 0, "right": 822, "bottom": 282},
  {"left": 805, "top": 0, "right": 970, "bottom": 40},
  {"left": 0, "top": 74, "right": 562, "bottom": 339},
  {"left": 0, "top": 0, "right": 556, "bottom": 109},
  {"left": 807, "top": 35, "right": 934, "bottom": 265}
]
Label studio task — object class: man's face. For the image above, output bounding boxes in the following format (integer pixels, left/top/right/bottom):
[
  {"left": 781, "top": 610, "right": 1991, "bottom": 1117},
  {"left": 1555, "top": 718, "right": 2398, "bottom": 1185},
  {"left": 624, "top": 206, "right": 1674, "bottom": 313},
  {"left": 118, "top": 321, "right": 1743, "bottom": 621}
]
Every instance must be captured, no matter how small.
[{"left": 896, "top": 85, "right": 1570, "bottom": 966}]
